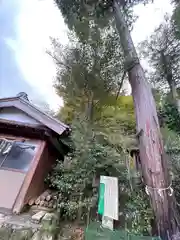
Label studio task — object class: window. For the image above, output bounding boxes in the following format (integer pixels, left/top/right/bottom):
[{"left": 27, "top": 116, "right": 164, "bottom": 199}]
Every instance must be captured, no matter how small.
[
  {"left": 0, "top": 139, "right": 12, "bottom": 165},
  {"left": 0, "top": 139, "right": 38, "bottom": 172}
]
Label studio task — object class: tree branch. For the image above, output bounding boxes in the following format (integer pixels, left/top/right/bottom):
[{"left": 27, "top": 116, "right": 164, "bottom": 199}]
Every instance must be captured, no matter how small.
[
  {"left": 115, "top": 71, "right": 126, "bottom": 100},
  {"left": 46, "top": 51, "right": 71, "bottom": 70}
]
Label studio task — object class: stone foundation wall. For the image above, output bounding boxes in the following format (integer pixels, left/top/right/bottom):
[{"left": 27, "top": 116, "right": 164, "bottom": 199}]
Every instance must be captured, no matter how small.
[
  {"left": 0, "top": 211, "right": 84, "bottom": 240},
  {"left": 0, "top": 212, "right": 58, "bottom": 240},
  {"left": 0, "top": 227, "right": 54, "bottom": 240}
]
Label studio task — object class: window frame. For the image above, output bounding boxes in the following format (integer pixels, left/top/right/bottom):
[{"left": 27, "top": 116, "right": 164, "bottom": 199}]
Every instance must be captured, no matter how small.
[{"left": 0, "top": 135, "right": 41, "bottom": 173}]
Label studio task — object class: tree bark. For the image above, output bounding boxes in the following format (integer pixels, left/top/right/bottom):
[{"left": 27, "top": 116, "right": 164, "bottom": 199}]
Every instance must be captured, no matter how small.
[
  {"left": 161, "top": 52, "right": 178, "bottom": 105},
  {"left": 86, "top": 91, "right": 94, "bottom": 121},
  {"left": 113, "top": 0, "right": 180, "bottom": 238},
  {"left": 169, "top": 78, "right": 177, "bottom": 102}
]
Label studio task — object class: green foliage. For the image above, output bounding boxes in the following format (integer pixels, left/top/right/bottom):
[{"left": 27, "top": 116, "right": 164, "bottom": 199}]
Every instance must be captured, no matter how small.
[
  {"left": 51, "top": 24, "right": 126, "bottom": 123},
  {"left": 160, "top": 96, "right": 180, "bottom": 211},
  {"left": 96, "top": 95, "right": 136, "bottom": 136},
  {"left": 55, "top": 0, "right": 152, "bottom": 41},
  {"left": 139, "top": 17, "right": 180, "bottom": 95},
  {"left": 51, "top": 27, "right": 124, "bottom": 106},
  {"left": 50, "top": 29, "right": 151, "bottom": 232},
  {"left": 125, "top": 189, "right": 153, "bottom": 235},
  {"left": 161, "top": 126, "right": 180, "bottom": 210},
  {"left": 47, "top": 116, "right": 153, "bottom": 234},
  {"left": 172, "top": 1, "right": 180, "bottom": 40},
  {"left": 162, "top": 100, "right": 180, "bottom": 134},
  {"left": 85, "top": 221, "right": 160, "bottom": 240},
  {"left": 48, "top": 118, "right": 128, "bottom": 220},
  {"left": 140, "top": 5, "right": 180, "bottom": 219},
  {"left": 151, "top": 88, "right": 162, "bottom": 110},
  {"left": 50, "top": 0, "right": 155, "bottom": 234},
  {"left": 161, "top": 126, "right": 180, "bottom": 151}
]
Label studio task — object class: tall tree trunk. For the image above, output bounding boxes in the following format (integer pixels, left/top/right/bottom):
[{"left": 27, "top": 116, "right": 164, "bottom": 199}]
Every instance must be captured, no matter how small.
[
  {"left": 161, "top": 52, "right": 178, "bottom": 105},
  {"left": 166, "top": 73, "right": 180, "bottom": 114},
  {"left": 167, "top": 73, "right": 177, "bottom": 102},
  {"left": 86, "top": 91, "right": 94, "bottom": 121},
  {"left": 113, "top": 0, "right": 180, "bottom": 238}
]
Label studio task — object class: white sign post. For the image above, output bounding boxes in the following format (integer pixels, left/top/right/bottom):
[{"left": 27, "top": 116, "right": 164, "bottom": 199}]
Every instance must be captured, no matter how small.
[
  {"left": 102, "top": 216, "right": 114, "bottom": 230},
  {"left": 99, "top": 176, "right": 118, "bottom": 230}
]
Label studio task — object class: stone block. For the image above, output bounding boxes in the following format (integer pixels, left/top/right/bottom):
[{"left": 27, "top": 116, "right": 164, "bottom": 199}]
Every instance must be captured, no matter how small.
[
  {"left": 31, "top": 211, "right": 46, "bottom": 224},
  {"left": 42, "top": 213, "right": 56, "bottom": 226},
  {"left": 10, "top": 229, "right": 33, "bottom": 240},
  {"left": 42, "top": 213, "right": 53, "bottom": 225},
  {"left": 31, "top": 231, "right": 41, "bottom": 240},
  {"left": 41, "top": 232, "right": 54, "bottom": 240},
  {"left": 0, "top": 226, "right": 12, "bottom": 240}
]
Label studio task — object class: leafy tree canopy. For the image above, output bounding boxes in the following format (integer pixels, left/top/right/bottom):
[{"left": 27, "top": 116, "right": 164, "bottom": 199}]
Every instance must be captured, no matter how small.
[
  {"left": 50, "top": 24, "right": 129, "bottom": 122},
  {"left": 55, "top": 0, "right": 152, "bottom": 41},
  {"left": 51, "top": 29, "right": 124, "bottom": 104},
  {"left": 172, "top": 0, "right": 180, "bottom": 39},
  {"left": 47, "top": 117, "right": 152, "bottom": 233},
  {"left": 139, "top": 17, "right": 180, "bottom": 94}
]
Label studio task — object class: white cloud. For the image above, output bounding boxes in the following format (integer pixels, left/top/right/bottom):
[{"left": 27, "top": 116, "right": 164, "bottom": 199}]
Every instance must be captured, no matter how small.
[
  {"left": 132, "top": 0, "right": 173, "bottom": 70},
  {"left": 132, "top": 0, "right": 173, "bottom": 45},
  {"left": 10, "top": 0, "right": 68, "bottom": 111},
  {"left": 7, "top": 0, "right": 173, "bottom": 110}
]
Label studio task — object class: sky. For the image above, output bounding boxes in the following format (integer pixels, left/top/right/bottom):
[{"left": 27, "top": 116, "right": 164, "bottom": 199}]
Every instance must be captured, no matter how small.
[
  {"left": 0, "top": 1, "right": 36, "bottom": 99},
  {"left": 0, "top": 0, "right": 173, "bottom": 111}
]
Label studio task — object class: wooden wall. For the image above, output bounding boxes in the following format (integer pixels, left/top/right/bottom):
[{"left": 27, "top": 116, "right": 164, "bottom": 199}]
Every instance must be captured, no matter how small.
[
  {"left": 0, "top": 170, "right": 25, "bottom": 209},
  {"left": 0, "top": 107, "right": 40, "bottom": 125},
  {"left": 0, "top": 134, "right": 60, "bottom": 213},
  {"left": 23, "top": 142, "right": 57, "bottom": 205}
]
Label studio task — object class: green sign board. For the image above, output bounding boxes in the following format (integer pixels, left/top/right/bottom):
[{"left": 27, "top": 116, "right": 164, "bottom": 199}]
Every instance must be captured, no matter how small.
[
  {"left": 98, "top": 183, "right": 105, "bottom": 215},
  {"left": 98, "top": 176, "right": 118, "bottom": 220}
]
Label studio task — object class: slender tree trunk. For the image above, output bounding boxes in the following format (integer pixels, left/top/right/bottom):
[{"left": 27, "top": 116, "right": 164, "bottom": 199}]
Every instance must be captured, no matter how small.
[
  {"left": 160, "top": 52, "right": 180, "bottom": 113},
  {"left": 168, "top": 75, "right": 177, "bottom": 102},
  {"left": 161, "top": 52, "right": 178, "bottom": 105},
  {"left": 86, "top": 92, "right": 94, "bottom": 121},
  {"left": 113, "top": 0, "right": 180, "bottom": 238},
  {"left": 166, "top": 74, "right": 180, "bottom": 114}
]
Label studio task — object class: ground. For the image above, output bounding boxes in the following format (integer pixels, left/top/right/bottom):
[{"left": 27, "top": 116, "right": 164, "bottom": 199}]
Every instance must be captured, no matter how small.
[{"left": 0, "top": 209, "right": 84, "bottom": 240}]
